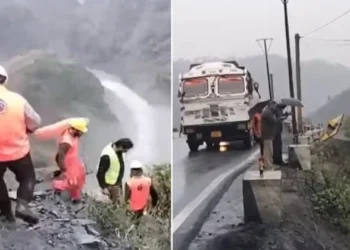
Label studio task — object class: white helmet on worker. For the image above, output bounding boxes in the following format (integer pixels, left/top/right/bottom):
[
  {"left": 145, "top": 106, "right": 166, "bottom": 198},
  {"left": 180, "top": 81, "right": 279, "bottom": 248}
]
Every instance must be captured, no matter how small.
[
  {"left": 130, "top": 160, "right": 143, "bottom": 170},
  {"left": 0, "top": 65, "right": 8, "bottom": 85}
]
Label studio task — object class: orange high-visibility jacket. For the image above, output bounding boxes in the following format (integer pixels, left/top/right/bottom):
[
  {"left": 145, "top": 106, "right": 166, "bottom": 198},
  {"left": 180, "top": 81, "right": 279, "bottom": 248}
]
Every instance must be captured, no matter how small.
[
  {"left": 0, "top": 85, "right": 41, "bottom": 161},
  {"left": 127, "top": 176, "right": 152, "bottom": 211}
]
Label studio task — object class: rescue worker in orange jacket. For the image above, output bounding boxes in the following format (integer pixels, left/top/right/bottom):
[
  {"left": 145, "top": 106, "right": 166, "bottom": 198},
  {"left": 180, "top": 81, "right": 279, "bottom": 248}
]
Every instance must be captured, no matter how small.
[
  {"left": 0, "top": 65, "right": 42, "bottom": 224},
  {"left": 125, "top": 160, "right": 158, "bottom": 220},
  {"left": 52, "top": 118, "right": 89, "bottom": 203}
]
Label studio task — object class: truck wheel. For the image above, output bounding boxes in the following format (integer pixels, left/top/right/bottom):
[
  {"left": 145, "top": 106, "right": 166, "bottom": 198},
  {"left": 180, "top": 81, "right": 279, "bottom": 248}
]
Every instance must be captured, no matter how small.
[{"left": 188, "top": 141, "right": 199, "bottom": 152}]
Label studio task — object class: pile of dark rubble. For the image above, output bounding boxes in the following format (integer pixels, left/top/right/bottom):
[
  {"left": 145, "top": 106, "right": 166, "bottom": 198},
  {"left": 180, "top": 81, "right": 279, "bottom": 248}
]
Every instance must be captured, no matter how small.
[{"left": 0, "top": 186, "right": 132, "bottom": 250}]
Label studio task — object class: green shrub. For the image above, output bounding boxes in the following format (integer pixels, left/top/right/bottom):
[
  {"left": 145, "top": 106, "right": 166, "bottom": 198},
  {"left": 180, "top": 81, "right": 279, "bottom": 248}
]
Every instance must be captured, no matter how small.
[
  {"left": 148, "top": 164, "right": 171, "bottom": 219},
  {"left": 311, "top": 180, "right": 350, "bottom": 233},
  {"left": 88, "top": 163, "right": 171, "bottom": 250},
  {"left": 310, "top": 142, "right": 350, "bottom": 234}
]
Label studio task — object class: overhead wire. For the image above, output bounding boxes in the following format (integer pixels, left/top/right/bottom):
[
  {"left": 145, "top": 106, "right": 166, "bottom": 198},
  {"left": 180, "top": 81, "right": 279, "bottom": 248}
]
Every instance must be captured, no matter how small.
[
  {"left": 267, "top": 39, "right": 273, "bottom": 52},
  {"left": 302, "top": 37, "right": 350, "bottom": 43},
  {"left": 256, "top": 38, "right": 273, "bottom": 53},
  {"left": 299, "top": 39, "right": 350, "bottom": 65},
  {"left": 301, "top": 40, "right": 350, "bottom": 48},
  {"left": 295, "top": 8, "right": 350, "bottom": 79},
  {"left": 301, "top": 8, "right": 350, "bottom": 37},
  {"left": 257, "top": 41, "right": 264, "bottom": 53},
  {"left": 301, "top": 37, "right": 350, "bottom": 47}
]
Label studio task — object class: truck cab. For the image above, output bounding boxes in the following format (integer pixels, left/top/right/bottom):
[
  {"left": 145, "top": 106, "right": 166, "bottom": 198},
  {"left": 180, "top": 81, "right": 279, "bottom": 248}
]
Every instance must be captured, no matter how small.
[{"left": 178, "top": 61, "right": 260, "bottom": 152}]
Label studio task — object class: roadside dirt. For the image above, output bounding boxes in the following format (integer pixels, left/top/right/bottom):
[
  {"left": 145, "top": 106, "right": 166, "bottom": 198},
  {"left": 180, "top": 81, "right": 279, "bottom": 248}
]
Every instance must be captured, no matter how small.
[
  {"left": 190, "top": 167, "right": 350, "bottom": 250},
  {"left": 0, "top": 169, "right": 130, "bottom": 250}
]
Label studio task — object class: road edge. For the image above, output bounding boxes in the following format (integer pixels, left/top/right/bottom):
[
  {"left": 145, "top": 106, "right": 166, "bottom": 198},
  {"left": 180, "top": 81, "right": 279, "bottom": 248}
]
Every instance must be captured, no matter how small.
[{"left": 172, "top": 149, "right": 259, "bottom": 250}]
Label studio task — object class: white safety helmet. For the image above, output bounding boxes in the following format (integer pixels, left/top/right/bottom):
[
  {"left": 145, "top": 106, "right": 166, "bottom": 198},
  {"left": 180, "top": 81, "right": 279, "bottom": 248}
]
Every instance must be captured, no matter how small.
[
  {"left": 130, "top": 160, "right": 143, "bottom": 170},
  {"left": 0, "top": 65, "right": 8, "bottom": 84}
]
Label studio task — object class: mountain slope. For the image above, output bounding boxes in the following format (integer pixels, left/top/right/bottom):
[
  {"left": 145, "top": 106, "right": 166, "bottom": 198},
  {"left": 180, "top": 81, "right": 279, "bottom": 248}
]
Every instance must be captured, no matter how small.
[
  {"left": 308, "top": 88, "right": 350, "bottom": 123},
  {"left": 6, "top": 51, "right": 120, "bottom": 167},
  {"left": 173, "top": 55, "right": 350, "bottom": 128},
  {"left": 0, "top": 0, "right": 170, "bottom": 104}
]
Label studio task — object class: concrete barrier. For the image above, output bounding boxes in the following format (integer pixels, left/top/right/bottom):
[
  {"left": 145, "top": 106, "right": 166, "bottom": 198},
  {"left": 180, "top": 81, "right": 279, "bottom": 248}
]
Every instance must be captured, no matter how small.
[
  {"left": 313, "top": 129, "right": 323, "bottom": 140},
  {"left": 243, "top": 170, "right": 282, "bottom": 226},
  {"left": 173, "top": 151, "right": 260, "bottom": 250},
  {"left": 288, "top": 144, "right": 311, "bottom": 170},
  {"left": 299, "top": 135, "right": 311, "bottom": 144},
  {"left": 300, "top": 129, "right": 323, "bottom": 144}
]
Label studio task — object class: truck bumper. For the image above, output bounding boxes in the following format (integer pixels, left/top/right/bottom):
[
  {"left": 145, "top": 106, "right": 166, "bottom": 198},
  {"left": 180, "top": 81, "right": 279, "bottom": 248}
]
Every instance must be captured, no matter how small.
[{"left": 184, "top": 121, "right": 251, "bottom": 143}]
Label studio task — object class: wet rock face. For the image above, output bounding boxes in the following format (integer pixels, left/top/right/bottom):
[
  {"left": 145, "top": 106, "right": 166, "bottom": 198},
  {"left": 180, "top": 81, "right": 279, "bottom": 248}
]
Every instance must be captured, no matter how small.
[{"left": 0, "top": 189, "right": 127, "bottom": 250}]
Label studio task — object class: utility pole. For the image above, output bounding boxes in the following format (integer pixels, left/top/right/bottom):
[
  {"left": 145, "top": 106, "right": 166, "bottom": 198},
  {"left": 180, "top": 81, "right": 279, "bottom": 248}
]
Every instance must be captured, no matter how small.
[
  {"left": 295, "top": 33, "right": 302, "bottom": 133},
  {"left": 256, "top": 38, "right": 273, "bottom": 100},
  {"left": 270, "top": 73, "right": 274, "bottom": 100},
  {"left": 281, "top": 0, "right": 298, "bottom": 143}
]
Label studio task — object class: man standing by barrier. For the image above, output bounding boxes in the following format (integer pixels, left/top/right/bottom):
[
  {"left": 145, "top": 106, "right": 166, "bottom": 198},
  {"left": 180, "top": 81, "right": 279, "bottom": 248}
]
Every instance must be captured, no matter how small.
[
  {"left": 273, "top": 104, "right": 290, "bottom": 166},
  {"left": 261, "top": 101, "right": 278, "bottom": 170}
]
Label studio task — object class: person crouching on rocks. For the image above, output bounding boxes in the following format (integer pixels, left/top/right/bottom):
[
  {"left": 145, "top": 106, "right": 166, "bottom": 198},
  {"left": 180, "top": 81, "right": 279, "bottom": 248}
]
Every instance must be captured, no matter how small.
[
  {"left": 125, "top": 160, "right": 158, "bottom": 222},
  {"left": 34, "top": 118, "right": 89, "bottom": 203}
]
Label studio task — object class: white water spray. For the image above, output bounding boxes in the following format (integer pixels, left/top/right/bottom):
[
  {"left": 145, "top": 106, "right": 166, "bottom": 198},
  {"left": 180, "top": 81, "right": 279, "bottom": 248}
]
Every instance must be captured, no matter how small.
[
  {"left": 84, "top": 70, "right": 170, "bottom": 199},
  {"left": 92, "top": 70, "right": 170, "bottom": 165}
]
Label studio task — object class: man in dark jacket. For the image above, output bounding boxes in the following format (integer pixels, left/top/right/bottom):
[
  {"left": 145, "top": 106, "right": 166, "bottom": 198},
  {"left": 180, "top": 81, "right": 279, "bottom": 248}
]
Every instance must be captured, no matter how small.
[
  {"left": 261, "top": 101, "right": 278, "bottom": 169},
  {"left": 96, "top": 138, "right": 134, "bottom": 203},
  {"left": 273, "top": 104, "right": 290, "bottom": 165}
]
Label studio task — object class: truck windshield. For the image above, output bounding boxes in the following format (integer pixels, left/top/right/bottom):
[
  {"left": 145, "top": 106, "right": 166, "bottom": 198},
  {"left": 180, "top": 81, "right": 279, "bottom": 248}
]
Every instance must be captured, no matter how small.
[
  {"left": 217, "top": 75, "right": 245, "bottom": 95},
  {"left": 182, "top": 77, "right": 208, "bottom": 97}
]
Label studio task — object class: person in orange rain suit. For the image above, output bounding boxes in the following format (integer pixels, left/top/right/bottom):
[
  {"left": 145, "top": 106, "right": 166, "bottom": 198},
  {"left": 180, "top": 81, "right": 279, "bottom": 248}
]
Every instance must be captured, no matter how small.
[
  {"left": 252, "top": 112, "right": 263, "bottom": 156},
  {"left": 0, "top": 65, "right": 42, "bottom": 224},
  {"left": 34, "top": 118, "right": 89, "bottom": 203},
  {"left": 252, "top": 112, "right": 265, "bottom": 173},
  {"left": 125, "top": 160, "right": 158, "bottom": 221}
]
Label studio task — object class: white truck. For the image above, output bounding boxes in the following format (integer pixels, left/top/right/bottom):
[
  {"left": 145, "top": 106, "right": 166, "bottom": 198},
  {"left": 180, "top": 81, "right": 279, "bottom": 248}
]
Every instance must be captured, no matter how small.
[{"left": 178, "top": 61, "right": 261, "bottom": 152}]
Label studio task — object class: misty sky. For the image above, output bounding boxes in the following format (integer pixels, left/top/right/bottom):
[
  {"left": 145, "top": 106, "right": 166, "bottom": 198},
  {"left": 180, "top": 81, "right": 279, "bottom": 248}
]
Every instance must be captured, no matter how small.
[{"left": 173, "top": 0, "right": 350, "bottom": 66}]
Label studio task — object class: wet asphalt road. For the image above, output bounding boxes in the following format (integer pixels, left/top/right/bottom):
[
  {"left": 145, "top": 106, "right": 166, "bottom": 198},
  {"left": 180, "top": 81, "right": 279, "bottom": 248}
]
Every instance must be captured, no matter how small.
[
  {"left": 173, "top": 132, "right": 293, "bottom": 218},
  {"left": 187, "top": 132, "right": 293, "bottom": 250},
  {"left": 172, "top": 137, "right": 258, "bottom": 217}
]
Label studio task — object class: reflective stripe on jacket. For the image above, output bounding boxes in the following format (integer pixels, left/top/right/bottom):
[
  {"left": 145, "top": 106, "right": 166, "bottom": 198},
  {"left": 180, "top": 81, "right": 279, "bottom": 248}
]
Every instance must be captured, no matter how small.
[
  {"left": 101, "top": 143, "right": 120, "bottom": 185},
  {"left": 0, "top": 85, "right": 41, "bottom": 161}
]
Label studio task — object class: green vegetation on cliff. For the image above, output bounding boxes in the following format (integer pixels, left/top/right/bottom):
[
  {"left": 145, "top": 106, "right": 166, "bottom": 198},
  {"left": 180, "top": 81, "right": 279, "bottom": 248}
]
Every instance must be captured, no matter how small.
[
  {"left": 88, "top": 164, "right": 171, "bottom": 250},
  {"left": 310, "top": 117, "right": 350, "bottom": 235}
]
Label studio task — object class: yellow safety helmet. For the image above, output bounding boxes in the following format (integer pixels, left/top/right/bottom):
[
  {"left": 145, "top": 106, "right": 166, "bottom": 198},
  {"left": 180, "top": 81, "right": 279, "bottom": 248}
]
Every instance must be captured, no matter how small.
[{"left": 68, "top": 117, "right": 89, "bottom": 133}]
